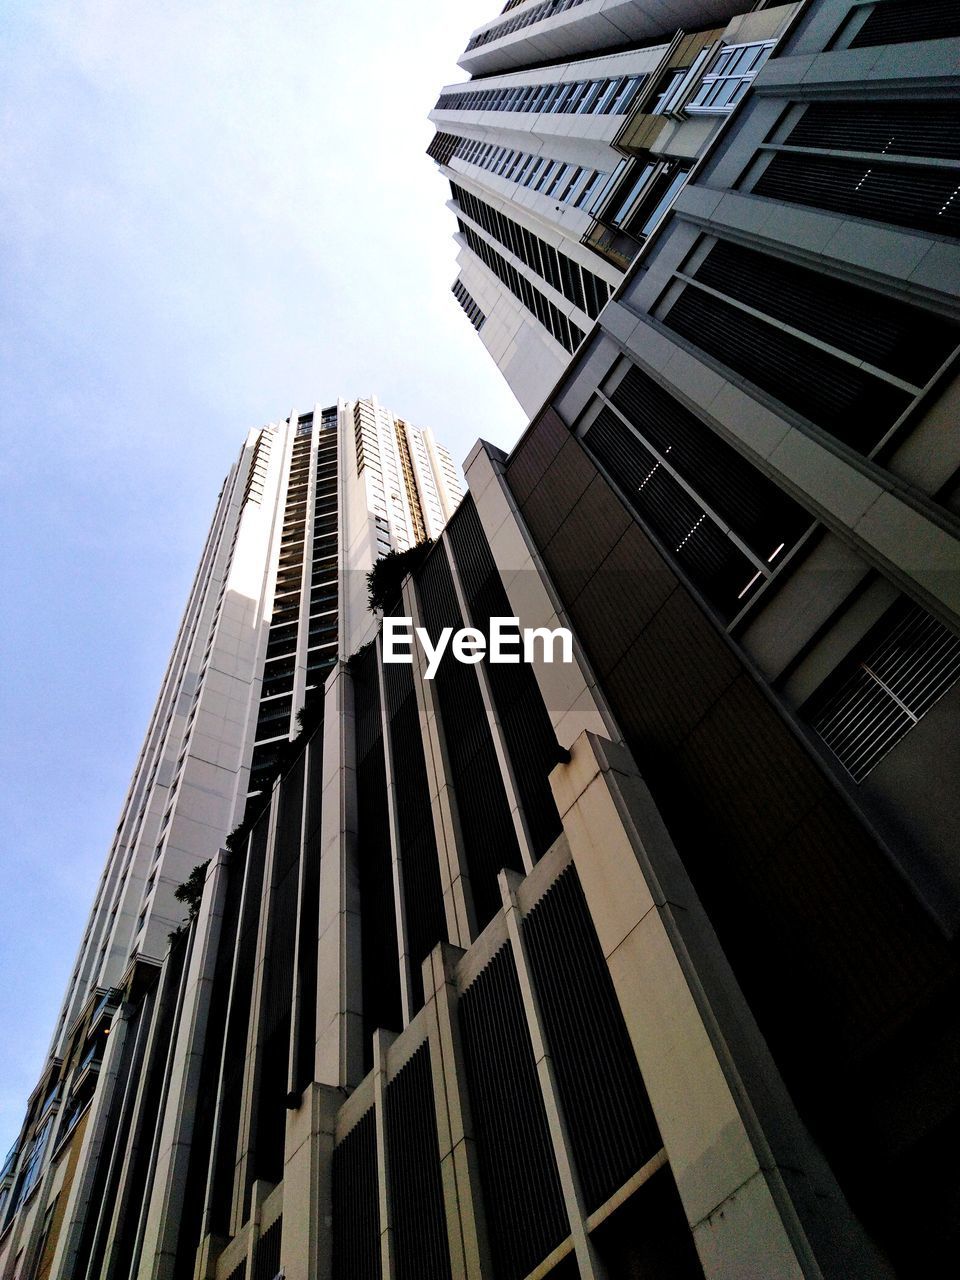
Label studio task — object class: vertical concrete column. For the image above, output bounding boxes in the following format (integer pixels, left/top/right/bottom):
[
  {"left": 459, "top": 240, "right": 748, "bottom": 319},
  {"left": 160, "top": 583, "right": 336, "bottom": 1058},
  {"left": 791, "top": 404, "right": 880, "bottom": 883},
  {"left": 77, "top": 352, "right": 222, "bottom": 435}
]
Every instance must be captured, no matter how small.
[
  {"left": 552, "top": 730, "right": 893, "bottom": 1280},
  {"left": 287, "top": 739, "right": 313, "bottom": 1103},
  {"left": 99, "top": 980, "right": 169, "bottom": 1280},
  {"left": 498, "top": 870, "right": 607, "bottom": 1280},
  {"left": 315, "top": 663, "right": 365, "bottom": 1089},
  {"left": 138, "top": 851, "right": 231, "bottom": 1280},
  {"left": 243, "top": 1181, "right": 271, "bottom": 1279},
  {"left": 195, "top": 826, "right": 258, "bottom": 1266},
  {"left": 231, "top": 790, "right": 279, "bottom": 1233},
  {"left": 280, "top": 1082, "right": 343, "bottom": 1280},
  {"left": 375, "top": 638, "right": 416, "bottom": 1023},
  {"left": 421, "top": 945, "right": 492, "bottom": 1280},
  {"left": 403, "top": 578, "right": 476, "bottom": 948},
  {"left": 443, "top": 540, "right": 536, "bottom": 874},
  {"left": 372, "top": 1031, "right": 397, "bottom": 1280},
  {"left": 463, "top": 441, "right": 619, "bottom": 752},
  {"left": 47, "top": 998, "right": 139, "bottom": 1280}
]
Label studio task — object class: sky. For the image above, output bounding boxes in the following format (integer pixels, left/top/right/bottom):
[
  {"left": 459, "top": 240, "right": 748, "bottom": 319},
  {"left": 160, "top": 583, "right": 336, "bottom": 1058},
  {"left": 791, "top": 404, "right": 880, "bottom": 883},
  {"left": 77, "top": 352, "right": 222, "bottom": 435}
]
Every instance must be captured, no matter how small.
[{"left": 0, "top": 0, "right": 525, "bottom": 1153}]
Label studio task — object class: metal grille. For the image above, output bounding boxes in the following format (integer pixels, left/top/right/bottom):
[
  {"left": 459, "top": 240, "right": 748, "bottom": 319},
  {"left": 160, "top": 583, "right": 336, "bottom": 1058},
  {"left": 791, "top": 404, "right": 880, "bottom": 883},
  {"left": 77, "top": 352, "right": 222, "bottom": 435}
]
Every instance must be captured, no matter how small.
[
  {"left": 690, "top": 238, "right": 959, "bottom": 388},
  {"left": 253, "top": 756, "right": 304, "bottom": 1184},
  {"left": 353, "top": 644, "right": 402, "bottom": 1067},
  {"left": 452, "top": 182, "right": 611, "bottom": 320},
  {"left": 752, "top": 149, "right": 960, "bottom": 240},
  {"left": 849, "top": 0, "right": 960, "bottom": 47},
  {"left": 425, "top": 131, "right": 460, "bottom": 166},
  {"left": 451, "top": 279, "right": 485, "bottom": 331},
  {"left": 663, "top": 285, "right": 912, "bottom": 450},
  {"left": 383, "top": 606, "right": 446, "bottom": 1012},
  {"left": 332, "top": 1111, "right": 381, "bottom": 1280},
  {"left": 223, "top": 1260, "right": 247, "bottom": 1280},
  {"left": 209, "top": 814, "right": 269, "bottom": 1233},
  {"left": 251, "top": 1217, "right": 281, "bottom": 1280},
  {"left": 466, "top": 0, "right": 588, "bottom": 51},
  {"left": 459, "top": 945, "right": 568, "bottom": 1280},
  {"left": 524, "top": 867, "right": 662, "bottom": 1212},
  {"left": 808, "top": 598, "right": 960, "bottom": 783},
  {"left": 446, "top": 498, "right": 563, "bottom": 860},
  {"left": 295, "top": 727, "right": 324, "bottom": 1092},
  {"left": 786, "top": 100, "right": 960, "bottom": 162},
  {"left": 586, "top": 396, "right": 798, "bottom": 622},
  {"left": 416, "top": 547, "right": 523, "bottom": 929},
  {"left": 609, "top": 366, "right": 811, "bottom": 562},
  {"left": 385, "top": 1046, "right": 452, "bottom": 1280}
]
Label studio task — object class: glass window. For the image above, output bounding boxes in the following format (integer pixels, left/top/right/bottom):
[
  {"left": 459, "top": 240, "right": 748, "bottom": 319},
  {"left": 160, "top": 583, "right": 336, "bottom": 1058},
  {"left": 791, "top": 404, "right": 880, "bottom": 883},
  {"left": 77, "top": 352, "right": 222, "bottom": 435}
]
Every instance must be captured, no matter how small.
[
  {"left": 574, "top": 169, "right": 603, "bottom": 208},
  {"left": 532, "top": 83, "right": 553, "bottom": 111},
  {"left": 611, "top": 162, "right": 655, "bottom": 224},
  {"left": 535, "top": 160, "right": 559, "bottom": 191},
  {"left": 559, "top": 166, "right": 585, "bottom": 201},
  {"left": 577, "top": 80, "right": 604, "bottom": 113},
  {"left": 585, "top": 158, "right": 627, "bottom": 215},
  {"left": 610, "top": 76, "right": 641, "bottom": 114},
  {"left": 547, "top": 163, "right": 573, "bottom": 196},
  {"left": 515, "top": 155, "right": 536, "bottom": 184},
  {"left": 636, "top": 167, "right": 688, "bottom": 236},
  {"left": 551, "top": 83, "right": 574, "bottom": 112},
  {"left": 650, "top": 69, "right": 685, "bottom": 115},
  {"left": 564, "top": 81, "right": 589, "bottom": 112},
  {"left": 595, "top": 77, "right": 622, "bottom": 114},
  {"left": 543, "top": 83, "right": 564, "bottom": 111},
  {"left": 686, "top": 40, "right": 774, "bottom": 114}
]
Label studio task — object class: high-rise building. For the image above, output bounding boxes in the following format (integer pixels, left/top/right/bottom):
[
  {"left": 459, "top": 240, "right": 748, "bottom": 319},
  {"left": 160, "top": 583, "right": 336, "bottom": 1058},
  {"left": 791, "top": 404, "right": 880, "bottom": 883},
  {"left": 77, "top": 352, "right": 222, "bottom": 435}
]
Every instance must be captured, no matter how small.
[
  {"left": 3, "top": 1, "right": 959, "bottom": 1278},
  {"left": 0, "top": 396, "right": 461, "bottom": 1280},
  {"left": 428, "top": 0, "right": 801, "bottom": 411},
  {"left": 437, "top": 0, "right": 959, "bottom": 1273}
]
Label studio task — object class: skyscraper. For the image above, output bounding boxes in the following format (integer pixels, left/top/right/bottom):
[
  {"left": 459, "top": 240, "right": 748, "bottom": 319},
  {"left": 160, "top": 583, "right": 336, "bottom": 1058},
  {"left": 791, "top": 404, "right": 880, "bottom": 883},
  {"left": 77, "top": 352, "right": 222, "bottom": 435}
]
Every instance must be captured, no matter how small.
[
  {"left": 0, "top": 396, "right": 461, "bottom": 1280},
  {"left": 428, "top": 0, "right": 800, "bottom": 411},
  {"left": 3, "top": 0, "right": 959, "bottom": 1277}
]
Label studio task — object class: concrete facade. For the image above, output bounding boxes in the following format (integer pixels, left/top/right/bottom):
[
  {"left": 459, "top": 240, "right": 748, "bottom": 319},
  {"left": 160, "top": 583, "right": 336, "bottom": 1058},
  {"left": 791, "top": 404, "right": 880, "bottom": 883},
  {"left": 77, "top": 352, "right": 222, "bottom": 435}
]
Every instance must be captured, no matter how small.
[
  {"left": 429, "top": 0, "right": 800, "bottom": 411},
  {"left": 0, "top": 398, "right": 461, "bottom": 1280}
]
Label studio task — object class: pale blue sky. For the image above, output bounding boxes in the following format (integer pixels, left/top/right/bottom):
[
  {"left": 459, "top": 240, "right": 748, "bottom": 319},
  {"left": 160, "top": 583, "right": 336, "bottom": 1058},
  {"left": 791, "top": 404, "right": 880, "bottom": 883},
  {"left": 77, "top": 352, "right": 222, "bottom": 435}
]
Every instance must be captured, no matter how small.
[{"left": 0, "top": 0, "right": 524, "bottom": 1152}]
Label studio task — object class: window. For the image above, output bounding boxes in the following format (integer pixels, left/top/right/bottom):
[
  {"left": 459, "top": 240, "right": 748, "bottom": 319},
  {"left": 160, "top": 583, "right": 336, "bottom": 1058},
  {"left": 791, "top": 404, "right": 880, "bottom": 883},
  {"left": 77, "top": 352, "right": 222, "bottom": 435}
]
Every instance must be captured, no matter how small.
[
  {"left": 465, "top": 0, "right": 590, "bottom": 52},
  {"left": 634, "top": 166, "right": 689, "bottom": 236},
  {"left": 806, "top": 599, "right": 960, "bottom": 783},
  {"left": 609, "top": 76, "right": 642, "bottom": 115},
  {"left": 601, "top": 160, "right": 690, "bottom": 239},
  {"left": 13, "top": 1122, "right": 51, "bottom": 1210},
  {"left": 610, "top": 163, "right": 656, "bottom": 225},
  {"left": 687, "top": 41, "right": 773, "bottom": 113},
  {"left": 451, "top": 182, "right": 611, "bottom": 324},
  {"left": 433, "top": 68, "right": 646, "bottom": 119},
  {"left": 583, "top": 362, "right": 812, "bottom": 619},
  {"left": 453, "top": 279, "right": 486, "bottom": 331},
  {"left": 650, "top": 69, "right": 686, "bottom": 114},
  {"left": 584, "top": 159, "right": 627, "bottom": 216},
  {"left": 457, "top": 220, "right": 585, "bottom": 354}
]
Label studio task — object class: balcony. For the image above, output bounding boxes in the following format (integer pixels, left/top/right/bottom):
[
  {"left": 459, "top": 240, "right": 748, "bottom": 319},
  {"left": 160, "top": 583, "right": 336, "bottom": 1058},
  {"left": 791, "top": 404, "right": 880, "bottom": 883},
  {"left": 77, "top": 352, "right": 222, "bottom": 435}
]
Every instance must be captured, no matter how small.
[
  {"left": 582, "top": 221, "right": 637, "bottom": 270},
  {"left": 73, "top": 1043, "right": 103, "bottom": 1092},
  {"left": 89, "top": 989, "right": 119, "bottom": 1036}
]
